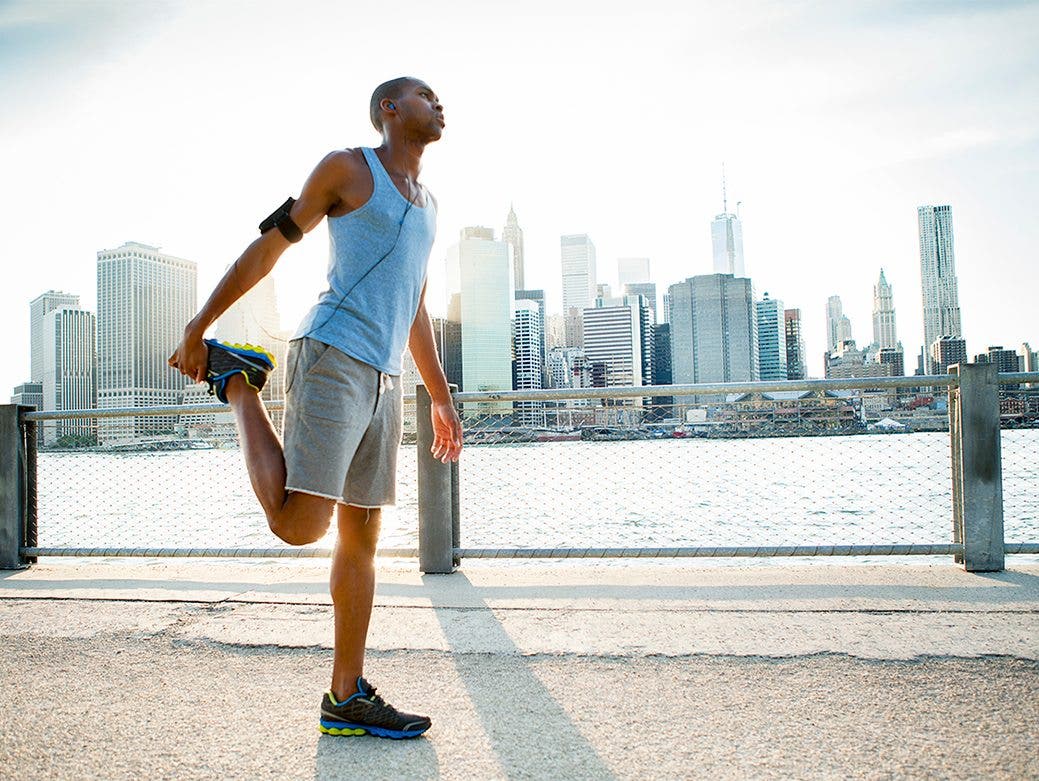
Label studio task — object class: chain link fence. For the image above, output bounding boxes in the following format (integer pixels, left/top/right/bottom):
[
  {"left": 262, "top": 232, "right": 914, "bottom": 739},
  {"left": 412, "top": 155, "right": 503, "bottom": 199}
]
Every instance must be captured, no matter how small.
[
  {"left": 28, "top": 400, "right": 420, "bottom": 556},
  {"left": 11, "top": 372, "right": 1039, "bottom": 562},
  {"left": 453, "top": 396, "right": 957, "bottom": 553},
  {"left": 999, "top": 381, "right": 1039, "bottom": 547}
]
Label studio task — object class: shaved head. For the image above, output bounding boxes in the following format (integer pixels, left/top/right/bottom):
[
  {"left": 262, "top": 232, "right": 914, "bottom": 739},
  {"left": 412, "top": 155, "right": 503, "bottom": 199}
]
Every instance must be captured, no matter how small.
[{"left": 370, "top": 77, "right": 419, "bottom": 132}]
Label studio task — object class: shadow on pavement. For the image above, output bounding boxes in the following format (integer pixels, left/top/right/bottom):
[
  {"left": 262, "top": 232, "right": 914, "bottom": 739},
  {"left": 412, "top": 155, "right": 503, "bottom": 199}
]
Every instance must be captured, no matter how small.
[
  {"left": 426, "top": 571, "right": 617, "bottom": 780},
  {"left": 313, "top": 729, "right": 440, "bottom": 780}
]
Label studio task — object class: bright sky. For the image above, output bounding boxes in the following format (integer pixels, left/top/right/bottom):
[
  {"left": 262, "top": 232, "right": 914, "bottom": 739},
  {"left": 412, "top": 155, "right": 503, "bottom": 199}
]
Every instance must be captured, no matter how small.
[{"left": 3, "top": 0, "right": 1037, "bottom": 396}]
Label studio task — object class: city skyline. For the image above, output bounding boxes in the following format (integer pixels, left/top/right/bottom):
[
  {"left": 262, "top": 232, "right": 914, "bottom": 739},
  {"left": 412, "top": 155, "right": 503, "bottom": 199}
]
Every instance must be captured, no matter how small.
[
  {"left": 15, "top": 199, "right": 1035, "bottom": 409},
  {"left": 3, "top": 2, "right": 1037, "bottom": 396}
]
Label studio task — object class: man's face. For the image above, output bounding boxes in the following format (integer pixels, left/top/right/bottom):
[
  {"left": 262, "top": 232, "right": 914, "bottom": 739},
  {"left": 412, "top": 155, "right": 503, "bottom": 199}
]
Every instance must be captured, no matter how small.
[{"left": 397, "top": 81, "right": 444, "bottom": 141}]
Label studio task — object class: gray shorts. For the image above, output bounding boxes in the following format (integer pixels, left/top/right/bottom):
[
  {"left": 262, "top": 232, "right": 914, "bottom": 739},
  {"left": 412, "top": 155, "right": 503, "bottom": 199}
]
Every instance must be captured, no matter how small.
[{"left": 282, "top": 338, "right": 403, "bottom": 507}]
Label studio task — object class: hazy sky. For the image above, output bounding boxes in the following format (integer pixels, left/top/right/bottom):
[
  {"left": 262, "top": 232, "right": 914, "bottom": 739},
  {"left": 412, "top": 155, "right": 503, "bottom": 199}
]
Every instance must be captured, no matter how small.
[{"left": 3, "top": 0, "right": 1037, "bottom": 396}]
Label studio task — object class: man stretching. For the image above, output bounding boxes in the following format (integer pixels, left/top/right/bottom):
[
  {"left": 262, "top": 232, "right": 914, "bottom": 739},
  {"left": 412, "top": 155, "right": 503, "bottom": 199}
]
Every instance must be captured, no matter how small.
[{"left": 168, "top": 77, "right": 461, "bottom": 739}]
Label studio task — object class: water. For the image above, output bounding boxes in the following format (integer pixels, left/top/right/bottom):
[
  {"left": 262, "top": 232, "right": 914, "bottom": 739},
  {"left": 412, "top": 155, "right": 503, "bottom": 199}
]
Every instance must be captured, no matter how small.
[{"left": 34, "top": 430, "right": 1038, "bottom": 556}]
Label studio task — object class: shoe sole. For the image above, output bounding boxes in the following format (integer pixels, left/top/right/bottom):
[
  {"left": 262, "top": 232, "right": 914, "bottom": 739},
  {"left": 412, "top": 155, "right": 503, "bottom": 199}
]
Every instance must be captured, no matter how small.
[
  {"left": 204, "top": 340, "right": 275, "bottom": 402},
  {"left": 204, "top": 339, "right": 276, "bottom": 369},
  {"left": 318, "top": 719, "right": 430, "bottom": 740}
]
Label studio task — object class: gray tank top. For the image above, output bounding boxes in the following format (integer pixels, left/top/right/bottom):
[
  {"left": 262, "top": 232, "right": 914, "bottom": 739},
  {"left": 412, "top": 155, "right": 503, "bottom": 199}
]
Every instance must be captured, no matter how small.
[{"left": 294, "top": 147, "right": 437, "bottom": 374}]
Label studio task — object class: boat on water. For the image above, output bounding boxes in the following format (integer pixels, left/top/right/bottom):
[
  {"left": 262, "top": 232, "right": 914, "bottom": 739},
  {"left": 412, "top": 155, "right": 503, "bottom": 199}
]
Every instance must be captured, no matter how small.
[{"left": 101, "top": 438, "right": 215, "bottom": 453}]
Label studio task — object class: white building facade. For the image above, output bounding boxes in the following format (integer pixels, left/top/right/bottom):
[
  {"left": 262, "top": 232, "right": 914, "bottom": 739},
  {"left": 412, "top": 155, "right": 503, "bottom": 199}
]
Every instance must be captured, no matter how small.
[
  {"left": 513, "top": 299, "right": 544, "bottom": 426},
  {"left": 617, "top": 257, "right": 651, "bottom": 287},
  {"left": 96, "top": 242, "right": 197, "bottom": 443},
  {"left": 826, "top": 295, "right": 854, "bottom": 353},
  {"left": 41, "top": 307, "right": 96, "bottom": 445},
  {"left": 561, "top": 234, "right": 597, "bottom": 347},
  {"left": 215, "top": 272, "right": 291, "bottom": 411},
  {"left": 872, "top": 269, "right": 899, "bottom": 351},
  {"left": 582, "top": 296, "right": 650, "bottom": 390},
  {"left": 29, "top": 290, "right": 79, "bottom": 383},
  {"left": 503, "top": 205, "right": 525, "bottom": 291}
]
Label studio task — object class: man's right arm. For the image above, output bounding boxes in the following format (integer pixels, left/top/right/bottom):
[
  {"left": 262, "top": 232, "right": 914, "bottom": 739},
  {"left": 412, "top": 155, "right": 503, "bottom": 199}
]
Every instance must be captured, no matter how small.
[{"left": 168, "top": 151, "right": 355, "bottom": 383}]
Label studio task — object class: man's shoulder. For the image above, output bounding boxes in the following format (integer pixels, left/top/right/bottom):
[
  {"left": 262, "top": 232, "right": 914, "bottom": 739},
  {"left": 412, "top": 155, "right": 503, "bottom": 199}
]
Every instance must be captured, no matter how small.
[{"left": 318, "top": 148, "right": 369, "bottom": 177}]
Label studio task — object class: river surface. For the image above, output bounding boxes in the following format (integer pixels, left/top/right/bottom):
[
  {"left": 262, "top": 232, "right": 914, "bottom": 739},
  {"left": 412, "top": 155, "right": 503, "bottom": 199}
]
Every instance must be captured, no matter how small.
[{"left": 35, "top": 430, "right": 1037, "bottom": 556}]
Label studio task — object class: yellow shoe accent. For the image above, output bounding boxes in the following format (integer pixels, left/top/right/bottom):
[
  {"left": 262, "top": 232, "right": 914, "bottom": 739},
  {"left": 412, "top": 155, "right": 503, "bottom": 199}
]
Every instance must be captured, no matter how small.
[
  {"left": 319, "top": 725, "right": 367, "bottom": 736},
  {"left": 225, "top": 341, "right": 277, "bottom": 369}
]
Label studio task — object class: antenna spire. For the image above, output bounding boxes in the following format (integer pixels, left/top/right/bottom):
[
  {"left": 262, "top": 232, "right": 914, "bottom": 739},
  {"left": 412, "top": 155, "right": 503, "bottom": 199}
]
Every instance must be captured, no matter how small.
[{"left": 722, "top": 163, "right": 728, "bottom": 213}]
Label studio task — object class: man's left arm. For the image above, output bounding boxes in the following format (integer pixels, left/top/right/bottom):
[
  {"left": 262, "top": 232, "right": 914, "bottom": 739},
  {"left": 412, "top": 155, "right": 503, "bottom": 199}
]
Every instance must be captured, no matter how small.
[{"left": 408, "top": 284, "right": 463, "bottom": 463}]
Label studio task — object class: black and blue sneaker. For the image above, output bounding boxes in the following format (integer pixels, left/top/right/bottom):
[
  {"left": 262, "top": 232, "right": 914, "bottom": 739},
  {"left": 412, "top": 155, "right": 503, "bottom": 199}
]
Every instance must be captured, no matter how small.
[
  {"left": 319, "top": 677, "right": 431, "bottom": 739},
  {"left": 203, "top": 339, "right": 276, "bottom": 403}
]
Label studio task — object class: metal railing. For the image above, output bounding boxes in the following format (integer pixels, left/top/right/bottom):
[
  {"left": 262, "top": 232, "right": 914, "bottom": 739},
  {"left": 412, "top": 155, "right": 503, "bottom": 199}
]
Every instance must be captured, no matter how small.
[{"left": 1, "top": 366, "right": 1036, "bottom": 572}]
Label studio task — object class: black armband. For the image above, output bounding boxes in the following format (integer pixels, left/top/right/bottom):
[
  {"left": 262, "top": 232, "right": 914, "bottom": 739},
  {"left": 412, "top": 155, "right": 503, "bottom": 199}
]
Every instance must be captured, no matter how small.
[{"left": 259, "top": 197, "right": 303, "bottom": 243}]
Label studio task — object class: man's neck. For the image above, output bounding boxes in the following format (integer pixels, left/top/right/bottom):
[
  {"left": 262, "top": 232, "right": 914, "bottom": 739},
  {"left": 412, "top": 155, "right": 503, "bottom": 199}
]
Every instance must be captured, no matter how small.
[{"left": 376, "top": 137, "right": 425, "bottom": 180}]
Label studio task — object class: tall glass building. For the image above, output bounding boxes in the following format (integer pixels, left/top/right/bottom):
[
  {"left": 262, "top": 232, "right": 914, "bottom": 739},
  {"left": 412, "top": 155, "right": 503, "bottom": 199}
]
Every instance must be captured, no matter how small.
[
  {"left": 918, "top": 205, "right": 962, "bottom": 374},
  {"left": 711, "top": 212, "right": 745, "bottom": 277},
  {"left": 447, "top": 228, "right": 513, "bottom": 416},
  {"left": 755, "top": 294, "right": 787, "bottom": 382},
  {"left": 784, "top": 308, "right": 806, "bottom": 380},
  {"left": 560, "top": 234, "right": 597, "bottom": 347},
  {"left": 669, "top": 273, "right": 758, "bottom": 401}
]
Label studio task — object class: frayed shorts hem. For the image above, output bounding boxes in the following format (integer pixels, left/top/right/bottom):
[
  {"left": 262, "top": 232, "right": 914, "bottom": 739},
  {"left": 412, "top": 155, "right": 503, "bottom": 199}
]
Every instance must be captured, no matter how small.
[{"left": 285, "top": 486, "right": 394, "bottom": 509}]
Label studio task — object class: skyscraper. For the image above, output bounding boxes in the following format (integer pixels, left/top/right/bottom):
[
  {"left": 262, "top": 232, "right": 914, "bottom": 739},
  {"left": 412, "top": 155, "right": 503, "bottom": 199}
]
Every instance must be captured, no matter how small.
[
  {"left": 516, "top": 288, "right": 547, "bottom": 387},
  {"left": 617, "top": 257, "right": 651, "bottom": 287},
  {"left": 918, "top": 205, "right": 962, "bottom": 374},
  {"left": 624, "top": 282, "right": 657, "bottom": 324},
  {"left": 826, "top": 295, "right": 853, "bottom": 352},
  {"left": 583, "top": 295, "right": 652, "bottom": 392},
  {"left": 215, "top": 273, "right": 290, "bottom": 407},
  {"left": 513, "top": 299, "right": 544, "bottom": 425},
  {"left": 711, "top": 180, "right": 745, "bottom": 277},
  {"left": 669, "top": 274, "right": 758, "bottom": 399},
  {"left": 433, "top": 316, "right": 463, "bottom": 391},
  {"left": 41, "top": 307, "right": 96, "bottom": 444},
  {"left": 651, "top": 322, "right": 674, "bottom": 421},
  {"left": 447, "top": 227, "right": 513, "bottom": 416},
  {"left": 29, "top": 290, "right": 79, "bottom": 383},
  {"left": 784, "top": 308, "right": 806, "bottom": 380},
  {"left": 503, "top": 205, "right": 525, "bottom": 291},
  {"left": 872, "top": 269, "right": 898, "bottom": 350},
  {"left": 755, "top": 293, "right": 788, "bottom": 382},
  {"left": 561, "top": 234, "right": 597, "bottom": 347},
  {"left": 96, "top": 241, "right": 197, "bottom": 443}
]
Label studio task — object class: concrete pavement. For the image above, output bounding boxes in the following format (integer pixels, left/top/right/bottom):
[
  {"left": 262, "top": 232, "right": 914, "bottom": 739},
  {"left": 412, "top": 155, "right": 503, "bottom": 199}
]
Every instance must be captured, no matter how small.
[{"left": 1, "top": 559, "right": 1037, "bottom": 779}]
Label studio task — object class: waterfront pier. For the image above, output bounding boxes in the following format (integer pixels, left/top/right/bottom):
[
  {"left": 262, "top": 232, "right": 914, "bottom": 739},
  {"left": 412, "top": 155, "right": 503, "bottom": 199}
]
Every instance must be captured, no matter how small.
[{"left": 1, "top": 559, "right": 1037, "bottom": 779}]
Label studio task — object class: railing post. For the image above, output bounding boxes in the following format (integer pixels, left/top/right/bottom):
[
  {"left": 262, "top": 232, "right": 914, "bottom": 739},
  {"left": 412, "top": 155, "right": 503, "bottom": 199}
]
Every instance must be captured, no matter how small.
[
  {"left": 416, "top": 384, "right": 457, "bottom": 574},
  {"left": 948, "top": 378, "right": 964, "bottom": 565},
  {"left": 949, "top": 364, "right": 1004, "bottom": 572},
  {"left": 0, "top": 405, "right": 33, "bottom": 569}
]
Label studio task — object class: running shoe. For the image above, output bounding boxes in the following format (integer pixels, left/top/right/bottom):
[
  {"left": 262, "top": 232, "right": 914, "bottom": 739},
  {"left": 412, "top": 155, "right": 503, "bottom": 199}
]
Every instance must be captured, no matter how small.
[
  {"left": 203, "top": 339, "right": 276, "bottom": 403},
  {"left": 319, "top": 677, "right": 431, "bottom": 739}
]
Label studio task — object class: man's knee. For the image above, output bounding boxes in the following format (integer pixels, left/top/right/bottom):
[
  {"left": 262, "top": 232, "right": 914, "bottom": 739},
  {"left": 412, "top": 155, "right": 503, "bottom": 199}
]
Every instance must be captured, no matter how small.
[
  {"left": 268, "top": 493, "right": 334, "bottom": 546},
  {"left": 336, "top": 506, "right": 381, "bottom": 558}
]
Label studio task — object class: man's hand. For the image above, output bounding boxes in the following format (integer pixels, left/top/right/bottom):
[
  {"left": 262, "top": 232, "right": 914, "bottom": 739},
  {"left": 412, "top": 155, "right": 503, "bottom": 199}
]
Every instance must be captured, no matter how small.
[
  {"left": 430, "top": 400, "right": 463, "bottom": 463},
  {"left": 168, "top": 331, "right": 208, "bottom": 384}
]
